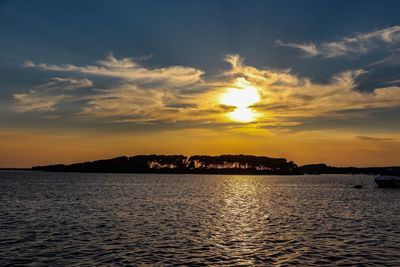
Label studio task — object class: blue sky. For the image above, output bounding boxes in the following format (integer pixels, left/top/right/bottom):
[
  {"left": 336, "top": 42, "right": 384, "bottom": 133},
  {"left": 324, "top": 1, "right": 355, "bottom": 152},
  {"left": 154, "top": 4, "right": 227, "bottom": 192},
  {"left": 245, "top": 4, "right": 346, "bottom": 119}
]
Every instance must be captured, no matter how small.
[
  {"left": 2, "top": 0, "right": 400, "bottom": 75},
  {"left": 2, "top": 0, "right": 400, "bottom": 167}
]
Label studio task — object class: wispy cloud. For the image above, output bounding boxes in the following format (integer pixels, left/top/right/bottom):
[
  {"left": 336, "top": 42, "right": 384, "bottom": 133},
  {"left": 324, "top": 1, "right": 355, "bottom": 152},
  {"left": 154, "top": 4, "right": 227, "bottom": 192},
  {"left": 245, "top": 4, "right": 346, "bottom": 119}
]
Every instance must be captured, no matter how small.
[
  {"left": 24, "top": 53, "right": 204, "bottom": 87},
  {"left": 77, "top": 82, "right": 231, "bottom": 124},
  {"left": 37, "top": 77, "right": 93, "bottom": 91},
  {"left": 20, "top": 55, "right": 218, "bottom": 123},
  {"left": 356, "top": 135, "right": 397, "bottom": 142},
  {"left": 369, "top": 48, "right": 400, "bottom": 66},
  {"left": 14, "top": 54, "right": 400, "bottom": 131},
  {"left": 47, "top": 78, "right": 93, "bottom": 90},
  {"left": 226, "top": 55, "right": 400, "bottom": 122},
  {"left": 79, "top": 85, "right": 177, "bottom": 121},
  {"left": 275, "top": 40, "right": 320, "bottom": 57},
  {"left": 12, "top": 77, "right": 92, "bottom": 113},
  {"left": 13, "top": 91, "right": 67, "bottom": 112},
  {"left": 276, "top": 25, "right": 400, "bottom": 58}
]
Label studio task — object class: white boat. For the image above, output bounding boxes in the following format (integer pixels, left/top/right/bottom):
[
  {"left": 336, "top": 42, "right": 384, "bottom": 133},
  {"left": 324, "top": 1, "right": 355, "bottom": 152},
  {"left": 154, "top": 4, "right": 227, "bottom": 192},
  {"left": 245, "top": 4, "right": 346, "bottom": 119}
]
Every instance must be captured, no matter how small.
[{"left": 375, "top": 175, "right": 400, "bottom": 188}]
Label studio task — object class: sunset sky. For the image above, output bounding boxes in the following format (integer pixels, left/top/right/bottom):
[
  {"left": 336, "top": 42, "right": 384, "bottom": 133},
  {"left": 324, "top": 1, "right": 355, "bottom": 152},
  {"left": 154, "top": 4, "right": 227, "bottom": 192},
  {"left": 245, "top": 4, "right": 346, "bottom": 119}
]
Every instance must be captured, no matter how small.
[{"left": 2, "top": 0, "right": 400, "bottom": 167}]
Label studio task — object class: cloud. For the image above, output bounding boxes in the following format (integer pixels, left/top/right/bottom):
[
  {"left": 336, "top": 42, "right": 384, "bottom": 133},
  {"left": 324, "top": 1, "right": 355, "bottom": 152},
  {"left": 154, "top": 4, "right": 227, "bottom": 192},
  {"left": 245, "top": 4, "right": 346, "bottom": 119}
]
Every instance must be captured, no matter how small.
[
  {"left": 37, "top": 77, "right": 93, "bottom": 91},
  {"left": 12, "top": 77, "right": 91, "bottom": 113},
  {"left": 79, "top": 85, "right": 172, "bottom": 120},
  {"left": 224, "top": 54, "right": 302, "bottom": 86},
  {"left": 225, "top": 55, "right": 400, "bottom": 122},
  {"left": 24, "top": 53, "right": 204, "bottom": 87},
  {"left": 275, "top": 40, "right": 320, "bottom": 57},
  {"left": 385, "top": 79, "right": 400, "bottom": 85},
  {"left": 77, "top": 83, "right": 227, "bottom": 124},
  {"left": 356, "top": 135, "right": 396, "bottom": 142},
  {"left": 14, "top": 54, "right": 400, "bottom": 131},
  {"left": 369, "top": 48, "right": 400, "bottom": 66},
  {"left": 13, "top": 91, "right": 67, "bottom": 112},
  {"left": 49, "top": 78, "right": 93, "bottom": 90},
  {"left": 19, "top": 54, "right": 214, "bottom": 123},
  {"left": 276, "top": 25, "right": 400, "bottom": 58}
]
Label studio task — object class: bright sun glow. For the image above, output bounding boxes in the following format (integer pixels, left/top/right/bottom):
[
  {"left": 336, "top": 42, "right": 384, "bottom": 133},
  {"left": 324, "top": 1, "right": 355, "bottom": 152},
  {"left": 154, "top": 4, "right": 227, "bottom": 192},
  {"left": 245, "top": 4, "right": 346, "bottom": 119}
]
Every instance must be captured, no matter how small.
[
  {"left": 220, "top": 79, "right": 261, "bottom": 123},
  {"left": 229, "top": 107, "right": 258, "bottom": 122}
]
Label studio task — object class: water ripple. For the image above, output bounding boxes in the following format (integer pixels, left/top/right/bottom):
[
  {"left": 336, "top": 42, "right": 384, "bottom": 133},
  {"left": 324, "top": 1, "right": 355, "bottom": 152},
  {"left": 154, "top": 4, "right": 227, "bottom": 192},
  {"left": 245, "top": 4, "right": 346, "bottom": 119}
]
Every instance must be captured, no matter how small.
[{"left": 1, "top": 171, "right": 400, "bottom": 266}]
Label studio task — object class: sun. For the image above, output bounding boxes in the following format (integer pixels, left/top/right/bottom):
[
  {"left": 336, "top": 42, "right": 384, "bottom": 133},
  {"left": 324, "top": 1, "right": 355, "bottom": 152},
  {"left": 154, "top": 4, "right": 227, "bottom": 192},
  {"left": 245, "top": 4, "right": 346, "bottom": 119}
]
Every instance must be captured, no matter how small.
[
  {"left": 220, "top": 79, "right": 261, "bottom": 123},
  {"left": 220, "top": 84, "right": 260, "bottom": 109},
  {"left": 229, "top": 107, "right": 259, "bottom": 123}
]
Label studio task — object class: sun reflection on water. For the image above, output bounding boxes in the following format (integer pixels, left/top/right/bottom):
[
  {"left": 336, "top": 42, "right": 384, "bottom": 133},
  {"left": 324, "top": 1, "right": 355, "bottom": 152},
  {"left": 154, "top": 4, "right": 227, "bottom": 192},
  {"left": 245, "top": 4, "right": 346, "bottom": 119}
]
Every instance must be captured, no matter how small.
[{"left": 207, "top": 176, "right": 266, "bottom": 265}]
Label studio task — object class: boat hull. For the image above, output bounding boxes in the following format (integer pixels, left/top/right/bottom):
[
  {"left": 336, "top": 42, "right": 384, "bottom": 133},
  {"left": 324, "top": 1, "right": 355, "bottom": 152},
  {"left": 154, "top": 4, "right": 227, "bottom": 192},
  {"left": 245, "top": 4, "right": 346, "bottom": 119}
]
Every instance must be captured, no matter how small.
[{"left": 375, "top": 176, "right": 400, "bottom": 188}]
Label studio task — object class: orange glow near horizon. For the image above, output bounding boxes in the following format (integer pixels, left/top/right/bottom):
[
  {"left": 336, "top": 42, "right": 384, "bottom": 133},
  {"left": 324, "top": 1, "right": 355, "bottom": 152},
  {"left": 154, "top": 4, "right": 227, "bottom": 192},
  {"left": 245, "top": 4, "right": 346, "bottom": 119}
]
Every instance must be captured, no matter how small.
[{"left": 1, "top": 129, "right": 400, "bottom": 168}]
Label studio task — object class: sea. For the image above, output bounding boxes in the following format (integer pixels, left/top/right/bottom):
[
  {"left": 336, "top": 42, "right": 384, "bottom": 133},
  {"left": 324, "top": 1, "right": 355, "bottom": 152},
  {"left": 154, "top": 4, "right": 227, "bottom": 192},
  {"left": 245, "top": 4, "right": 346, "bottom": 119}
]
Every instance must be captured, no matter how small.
[{"left": 1, "top": 171, "right": 399, "bottom": 266}]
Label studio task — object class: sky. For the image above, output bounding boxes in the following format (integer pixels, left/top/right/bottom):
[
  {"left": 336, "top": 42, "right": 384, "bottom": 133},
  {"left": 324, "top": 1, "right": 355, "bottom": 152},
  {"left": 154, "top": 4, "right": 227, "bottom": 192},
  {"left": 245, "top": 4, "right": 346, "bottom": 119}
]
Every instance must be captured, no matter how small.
[{"left": 2, "top": 0, "right": 400, "bottom": 167}]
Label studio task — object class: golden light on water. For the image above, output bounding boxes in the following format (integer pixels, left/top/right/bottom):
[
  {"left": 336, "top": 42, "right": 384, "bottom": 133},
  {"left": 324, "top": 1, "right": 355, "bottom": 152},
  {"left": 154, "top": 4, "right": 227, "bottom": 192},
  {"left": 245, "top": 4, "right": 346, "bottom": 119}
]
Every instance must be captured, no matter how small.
[{"left": 220, "top": 79, "right": 261, "bottom": 123}]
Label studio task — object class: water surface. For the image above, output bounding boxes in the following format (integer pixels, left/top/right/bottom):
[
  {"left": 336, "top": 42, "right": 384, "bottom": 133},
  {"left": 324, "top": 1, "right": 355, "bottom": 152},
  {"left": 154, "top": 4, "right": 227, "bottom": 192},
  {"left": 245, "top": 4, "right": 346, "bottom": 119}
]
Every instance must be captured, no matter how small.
[{"left": 1, "top": 171, "right": 399, "bottom": 266}]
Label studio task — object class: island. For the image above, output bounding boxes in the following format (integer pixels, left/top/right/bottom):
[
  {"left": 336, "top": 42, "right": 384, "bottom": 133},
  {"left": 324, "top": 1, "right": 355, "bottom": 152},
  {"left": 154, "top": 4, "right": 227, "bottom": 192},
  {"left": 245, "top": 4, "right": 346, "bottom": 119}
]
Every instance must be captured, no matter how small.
[{"left": 32, "top": 154, "right": 400, "bottom": 175}]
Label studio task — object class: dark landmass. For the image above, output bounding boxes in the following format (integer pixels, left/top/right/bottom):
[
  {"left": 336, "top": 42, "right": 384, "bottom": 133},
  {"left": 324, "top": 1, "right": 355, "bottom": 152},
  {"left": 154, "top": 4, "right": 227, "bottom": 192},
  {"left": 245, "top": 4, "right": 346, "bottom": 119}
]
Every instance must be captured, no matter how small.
[
  {"left": 297, "top": 163, "right": 400, "bottom": 176},
  {"left": 0, "top": 168, "right": 31, "bottom": 171},
  {"left": 31, "top": 154, "right": 400, "bottom": 175}
]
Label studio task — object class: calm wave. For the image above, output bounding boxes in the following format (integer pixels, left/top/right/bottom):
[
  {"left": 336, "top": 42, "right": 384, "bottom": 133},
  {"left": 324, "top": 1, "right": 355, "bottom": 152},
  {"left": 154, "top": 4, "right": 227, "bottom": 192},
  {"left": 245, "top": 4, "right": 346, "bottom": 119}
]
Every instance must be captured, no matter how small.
[{"left": 1, "top": 171, "right": 400, "bottom": 266}]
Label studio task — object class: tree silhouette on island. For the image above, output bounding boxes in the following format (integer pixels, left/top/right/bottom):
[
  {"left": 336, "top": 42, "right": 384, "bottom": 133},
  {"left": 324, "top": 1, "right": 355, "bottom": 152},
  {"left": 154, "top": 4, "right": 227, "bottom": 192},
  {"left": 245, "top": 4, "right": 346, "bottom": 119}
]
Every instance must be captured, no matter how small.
[{"left": 32, "top": 154, "right": 400, "bottom": 175}]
